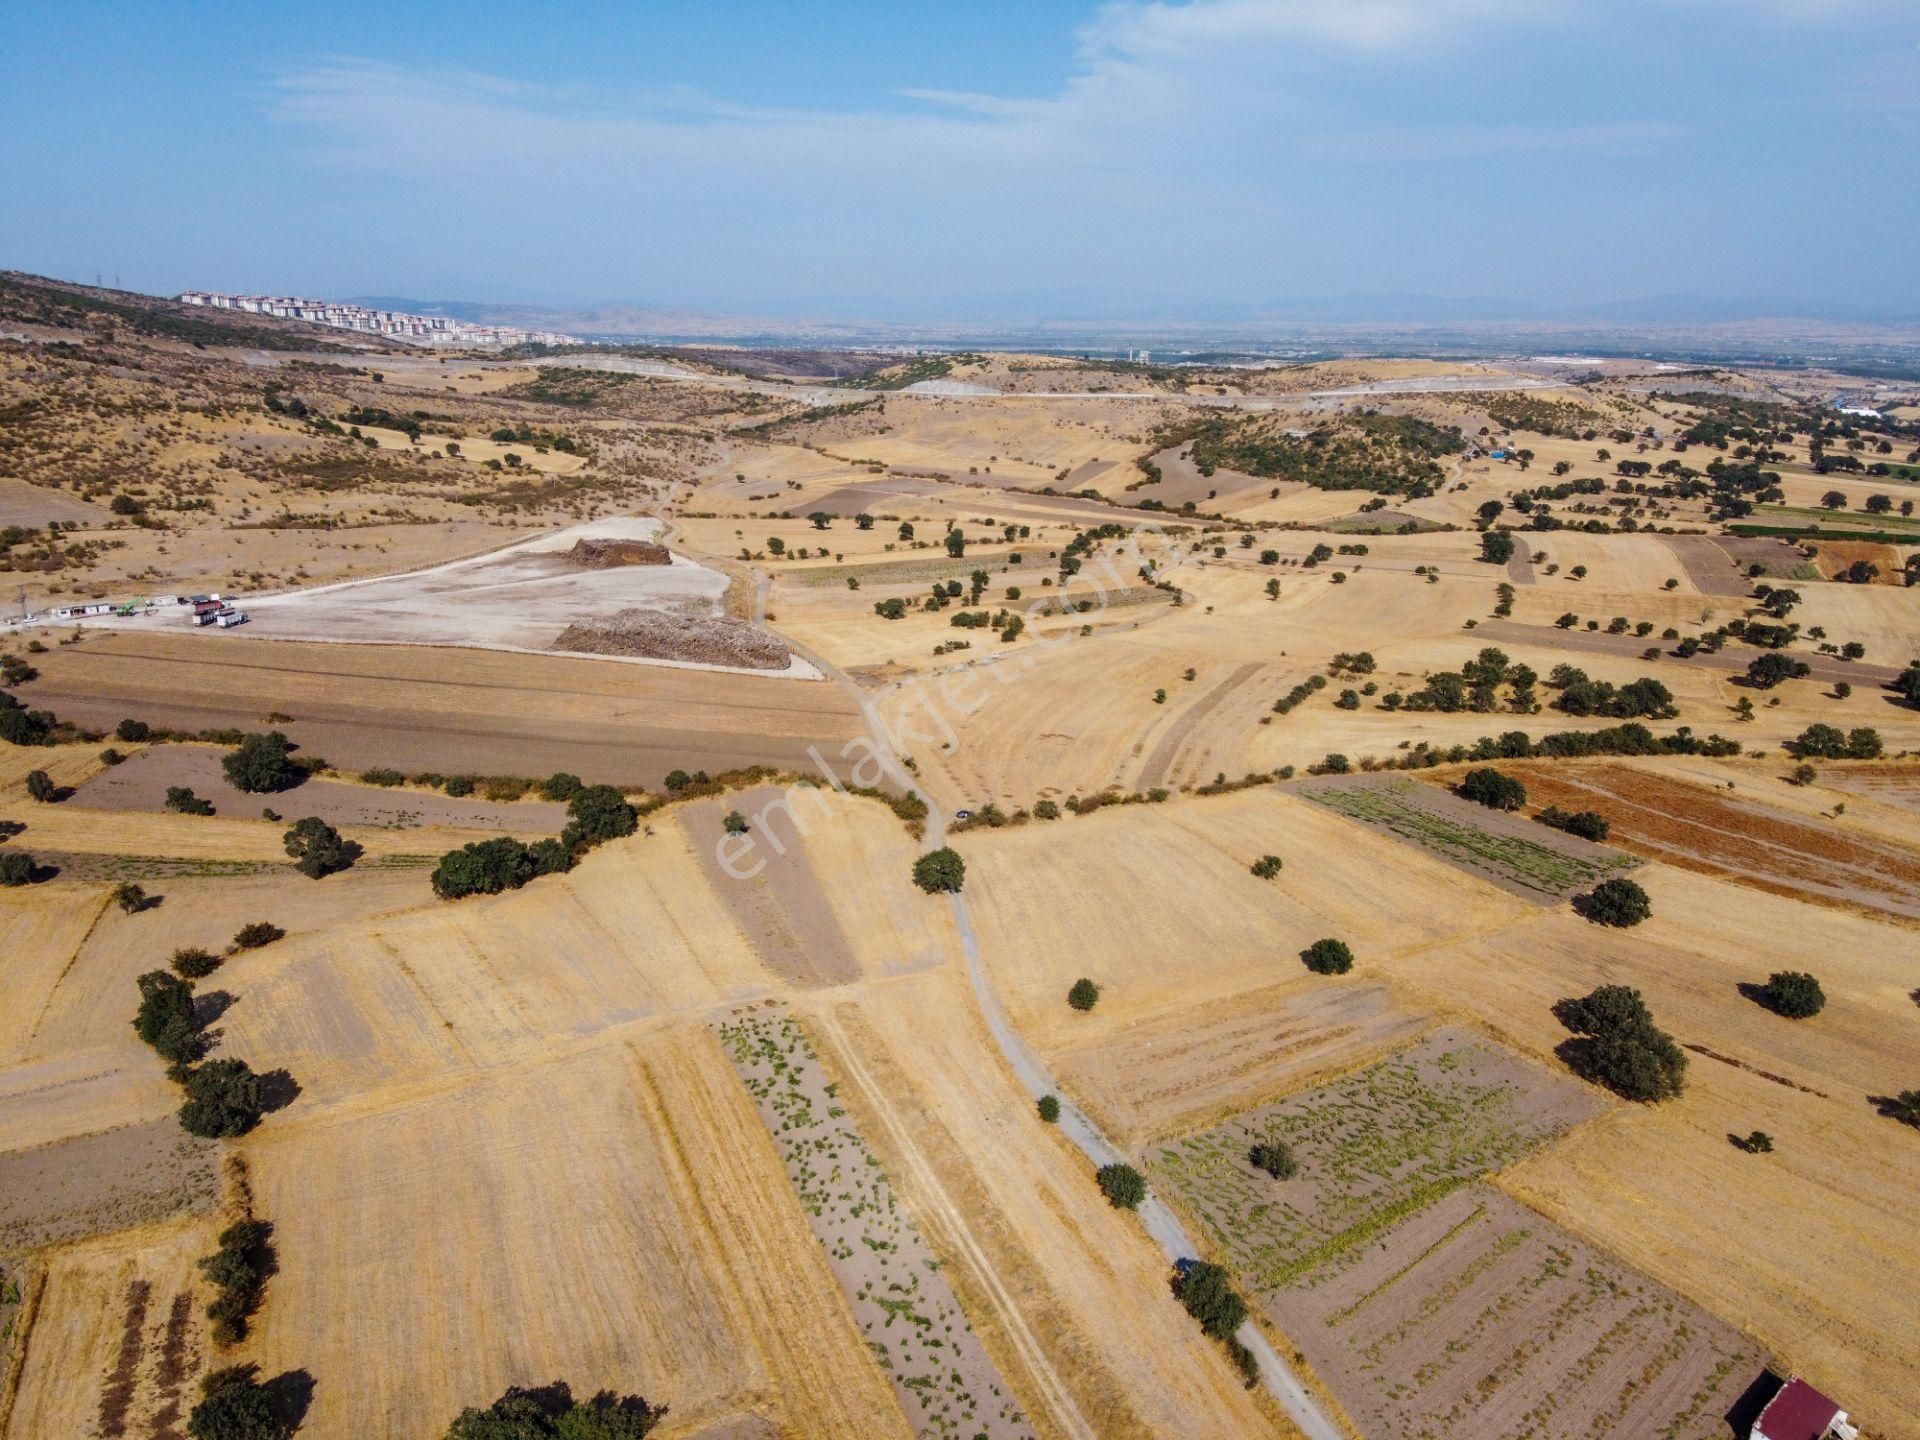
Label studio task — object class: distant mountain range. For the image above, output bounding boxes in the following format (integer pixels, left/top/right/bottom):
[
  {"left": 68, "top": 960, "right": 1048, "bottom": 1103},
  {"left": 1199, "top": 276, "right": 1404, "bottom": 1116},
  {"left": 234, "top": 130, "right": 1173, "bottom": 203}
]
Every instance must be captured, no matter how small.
[{"left": 345, "top": 292, "right": 1920, "bottom": 349}]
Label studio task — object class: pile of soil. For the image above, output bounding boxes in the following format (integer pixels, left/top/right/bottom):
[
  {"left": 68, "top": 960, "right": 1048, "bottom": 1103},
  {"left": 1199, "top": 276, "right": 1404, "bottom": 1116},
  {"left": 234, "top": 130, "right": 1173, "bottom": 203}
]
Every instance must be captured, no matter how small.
[
  {"left": 557, "top": 608, "right": 791, "bottom": 670},
  {"left": 564, "top": 537, "right": 671, "bottom": 568}
]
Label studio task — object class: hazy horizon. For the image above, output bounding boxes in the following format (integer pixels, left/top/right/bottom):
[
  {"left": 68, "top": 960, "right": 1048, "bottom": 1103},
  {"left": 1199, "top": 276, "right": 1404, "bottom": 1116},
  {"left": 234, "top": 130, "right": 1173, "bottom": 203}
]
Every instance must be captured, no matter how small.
[{"left": 7, "top": 1, "right": 1919, "bottom": 321}]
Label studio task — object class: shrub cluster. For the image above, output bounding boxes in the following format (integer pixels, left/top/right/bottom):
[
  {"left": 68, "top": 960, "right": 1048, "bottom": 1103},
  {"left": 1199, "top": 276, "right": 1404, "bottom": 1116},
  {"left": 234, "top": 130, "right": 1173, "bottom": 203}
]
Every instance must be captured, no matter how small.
[
  {"left": 284, "top": 817, "right": 351, "bottom": 878},
  {"left": 1272, "top": 674, "right": 1328, "bottom": 714},
  {"left": 443, "top": 1382, "right": 664, "bottom": 1440},
  {"left": 910, "top": 846, "right": 966, "bottom": 894},
  {"left": 1459, "top": 767, "right": 1526, "bottom": 811},
  {"left": 179, "top": 1059, "right": 268, "bottom": 1139},
  {"left": 1096, "top": 1162, "right": 1146, "bottom": 1209},
  {"left": 431, "top": 786, "right": 635, "bottom": 900},
  {"left": 1556, "top": 984, "right": 1686, "bottom": 1102},
  {"left": 1792, "top": 724, "right": 1882, "bottom": 760},
  {"left": 1536, "top": 806, "right": 1610, "bottom": 842},
  {"left": 188, "top": 1367, "right": 280, "bottom": 1440},
  {"left": 1546, "top": 665, "right": 1675, "bottom": 720},
  {"left": 167, "top": 785, "right": 216, "bottom": 816},
  {"left": 1249, "top": 1141, "right": 1297, "bottom": 1180},
  {"left": 232, "top": 922, "right": 286, "bottom": 951},
  {"left": 1301, "top": 938, "right": 1354, "bottom": 975},
  {"left": 222, "top": 732, "right": 302, "bottom": 794},
  {"left": 1759, "top": 970, "right": 1826, "bottom": 1019},
  {"left": 199, "top": 1219, "right": 273, "bottom": 1346}
]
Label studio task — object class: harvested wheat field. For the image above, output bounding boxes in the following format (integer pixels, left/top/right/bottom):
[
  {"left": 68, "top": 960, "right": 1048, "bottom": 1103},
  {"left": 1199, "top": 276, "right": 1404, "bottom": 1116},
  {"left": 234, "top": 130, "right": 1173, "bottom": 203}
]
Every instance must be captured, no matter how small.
[
  {"left": 239, "top": 1024, "right": 908, "bottom": 1439},
  {"left": 1051, "top": 978, "right": 1430, "bottom": 1149},
  {"left": 14, "top": 628, "right": 864, "bottom": 785},
  {"left": 2, "top": 1213, "right": 227, "bottom": 1440},
  {"left": 960, "top": 787, "right": 1532, "bottom": 1054},
  {"left": 8, "top": 271, "right": 1920, "bottom": 1440}
]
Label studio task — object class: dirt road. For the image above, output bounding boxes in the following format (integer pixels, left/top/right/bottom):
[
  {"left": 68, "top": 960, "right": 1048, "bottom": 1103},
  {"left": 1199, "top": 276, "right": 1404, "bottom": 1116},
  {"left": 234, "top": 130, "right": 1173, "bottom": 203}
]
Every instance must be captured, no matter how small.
[{"left": 745, "top": 583, "right": 1348, "bottom": 1438}]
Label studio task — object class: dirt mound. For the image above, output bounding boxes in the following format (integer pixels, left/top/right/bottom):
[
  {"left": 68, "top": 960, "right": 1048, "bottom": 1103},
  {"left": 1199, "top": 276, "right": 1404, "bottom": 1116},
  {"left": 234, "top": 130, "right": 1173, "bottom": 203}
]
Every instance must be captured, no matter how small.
[
  {"left": 557, "top": 607, "right": 791, "bottom": 670},
  {"left": 564, "top": 537, "right": 670, "bottom": 568}
]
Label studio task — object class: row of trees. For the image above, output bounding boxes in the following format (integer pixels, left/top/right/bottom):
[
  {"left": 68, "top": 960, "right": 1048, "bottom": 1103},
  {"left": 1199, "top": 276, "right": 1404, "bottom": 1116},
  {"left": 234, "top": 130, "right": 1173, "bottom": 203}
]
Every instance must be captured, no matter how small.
[{"left": 431, "top": 786, "right": 637, "bottom": 900}]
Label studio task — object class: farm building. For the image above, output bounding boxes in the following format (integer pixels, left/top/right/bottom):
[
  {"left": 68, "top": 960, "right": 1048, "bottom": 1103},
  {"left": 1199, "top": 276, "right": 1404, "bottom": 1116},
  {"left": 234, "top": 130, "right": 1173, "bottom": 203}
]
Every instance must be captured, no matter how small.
[{"left": 1750, "top": 1377, "right": 1858, "bottom": 1440}]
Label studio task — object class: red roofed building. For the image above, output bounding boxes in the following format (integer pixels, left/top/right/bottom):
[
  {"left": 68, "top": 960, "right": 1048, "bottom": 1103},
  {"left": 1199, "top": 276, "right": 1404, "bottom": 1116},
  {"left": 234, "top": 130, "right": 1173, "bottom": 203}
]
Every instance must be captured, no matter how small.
[{"left": 1751, "top": 1377, "right": 1858, "bottom": 1440}]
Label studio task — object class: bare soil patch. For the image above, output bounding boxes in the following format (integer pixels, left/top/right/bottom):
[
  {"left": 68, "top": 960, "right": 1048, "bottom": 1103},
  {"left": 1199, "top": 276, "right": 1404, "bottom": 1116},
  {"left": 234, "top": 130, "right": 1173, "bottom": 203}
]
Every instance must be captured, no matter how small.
[
  {"left": 0, "top": 1120, "right": 218, "bottom": 1252},
  {"left": 1298, "top": 773, "right": 1636, "bottom": 901},
  {"left": 676, "top": 791, "right": 860, "bottom": 988},
  {"left": 1520, "top": 762, "right": 1920, "bottom": 919},
  {"left": 557, "top": 606, "right": 792, "bottom": 671},
  {"left": 67, "top": 745, "right": 568, "bottom": 832},
  {"left": 1665, "top": 535, "right": 1780, "bottom": 596},
  {"left": 17, "top": 631, "right": 864, "bottom": 786}
]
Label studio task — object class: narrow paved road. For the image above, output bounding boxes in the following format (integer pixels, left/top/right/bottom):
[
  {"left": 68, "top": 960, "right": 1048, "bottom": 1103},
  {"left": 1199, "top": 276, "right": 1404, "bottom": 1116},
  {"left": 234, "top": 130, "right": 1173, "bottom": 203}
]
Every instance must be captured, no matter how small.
[{"left": 928, "top": 803, "right": 1348, "bottom": 1440}]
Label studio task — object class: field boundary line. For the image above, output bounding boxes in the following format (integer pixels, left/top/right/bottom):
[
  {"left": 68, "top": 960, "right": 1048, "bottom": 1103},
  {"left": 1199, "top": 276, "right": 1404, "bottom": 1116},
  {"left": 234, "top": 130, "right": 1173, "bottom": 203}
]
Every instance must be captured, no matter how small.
[{"left": 21, "top": 889, "right": 112, "bottom": 1050}]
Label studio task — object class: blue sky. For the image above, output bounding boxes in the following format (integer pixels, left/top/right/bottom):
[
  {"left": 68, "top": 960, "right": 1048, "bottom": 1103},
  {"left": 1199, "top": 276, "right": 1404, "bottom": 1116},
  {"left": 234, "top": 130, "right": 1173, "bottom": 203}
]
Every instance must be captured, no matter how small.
[{"left": 4, "top": 0, "right": 1917, "bottom": 320}]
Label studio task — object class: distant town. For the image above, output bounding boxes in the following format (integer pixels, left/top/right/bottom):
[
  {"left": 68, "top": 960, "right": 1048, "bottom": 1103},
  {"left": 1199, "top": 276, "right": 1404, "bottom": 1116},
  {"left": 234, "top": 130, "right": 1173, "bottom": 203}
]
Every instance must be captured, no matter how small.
[{"left": 177, "top": 290, "right": 580, "bottom": 349}]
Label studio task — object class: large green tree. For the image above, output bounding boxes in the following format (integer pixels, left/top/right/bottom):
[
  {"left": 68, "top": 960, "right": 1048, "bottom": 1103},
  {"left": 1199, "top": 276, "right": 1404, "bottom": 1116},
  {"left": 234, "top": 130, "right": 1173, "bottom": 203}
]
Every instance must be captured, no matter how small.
[{"left": 223, "top": 732, "right": 300, "bottom": 793}]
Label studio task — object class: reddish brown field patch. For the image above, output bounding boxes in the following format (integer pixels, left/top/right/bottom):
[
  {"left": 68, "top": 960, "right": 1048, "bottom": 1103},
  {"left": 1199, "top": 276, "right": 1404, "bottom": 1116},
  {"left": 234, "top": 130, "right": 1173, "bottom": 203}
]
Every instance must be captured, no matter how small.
[{"left": 1520, "top": 763, "right": 1920, "bottom": 920}]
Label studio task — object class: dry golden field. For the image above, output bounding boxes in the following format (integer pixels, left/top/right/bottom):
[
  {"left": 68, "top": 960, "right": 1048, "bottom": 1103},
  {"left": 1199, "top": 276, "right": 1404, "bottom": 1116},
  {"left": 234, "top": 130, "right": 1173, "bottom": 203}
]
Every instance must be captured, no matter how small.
[{"left": 7, "top": 302, "right": 1920, "bottom": 1440}]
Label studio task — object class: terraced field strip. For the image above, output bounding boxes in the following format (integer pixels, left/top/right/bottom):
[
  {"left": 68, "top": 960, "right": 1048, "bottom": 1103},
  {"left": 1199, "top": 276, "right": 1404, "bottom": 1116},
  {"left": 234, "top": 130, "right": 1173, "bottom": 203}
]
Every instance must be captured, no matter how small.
[
  {"left": 1298, "top": 775, "right": 1635, "bottom": 900},
  {"left": 718, "top": 1011, "right": 1036, "bottom": 1440},
  {"left": 1285, "top": 1185, "right": 1763, "bottom": 1440}
]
